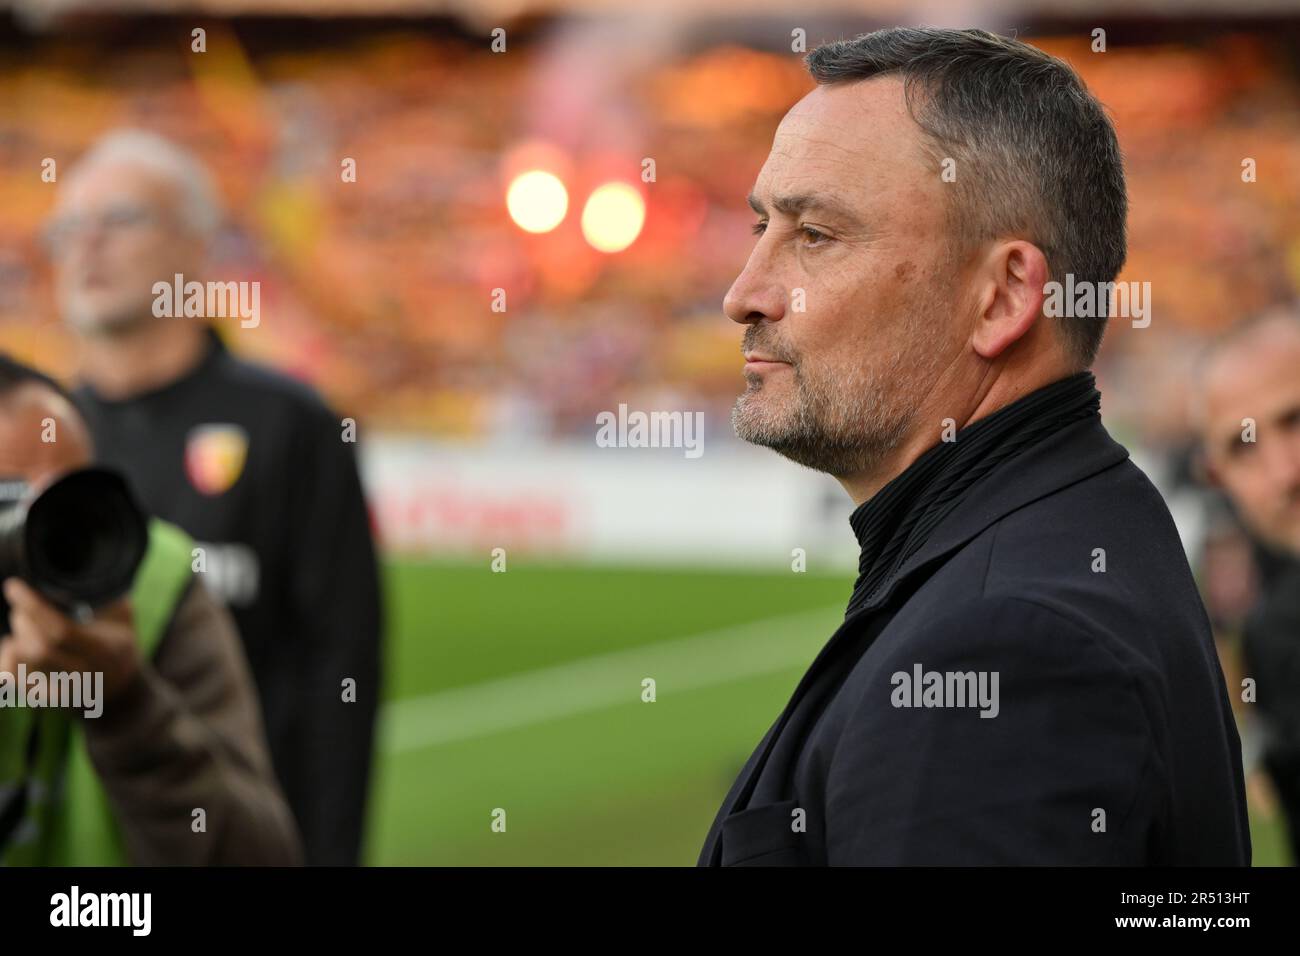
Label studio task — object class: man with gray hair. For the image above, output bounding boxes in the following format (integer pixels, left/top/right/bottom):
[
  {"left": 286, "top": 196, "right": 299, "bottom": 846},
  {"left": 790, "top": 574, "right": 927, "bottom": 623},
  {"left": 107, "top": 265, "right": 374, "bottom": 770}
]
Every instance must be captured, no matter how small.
[
  {"left": 699, "top": 28, "right": 1248, "bottom": 865},
  {"left": 44, "top": 129, "right": 383, "bottom": 866}
]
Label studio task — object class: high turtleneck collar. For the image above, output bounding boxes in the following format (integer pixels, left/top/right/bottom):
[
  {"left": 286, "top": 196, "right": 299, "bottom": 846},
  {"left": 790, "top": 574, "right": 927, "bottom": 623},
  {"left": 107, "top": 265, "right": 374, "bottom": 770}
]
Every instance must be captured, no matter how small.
[{"left": 845, "top": 371, "right": 1101, "bottom": 616}]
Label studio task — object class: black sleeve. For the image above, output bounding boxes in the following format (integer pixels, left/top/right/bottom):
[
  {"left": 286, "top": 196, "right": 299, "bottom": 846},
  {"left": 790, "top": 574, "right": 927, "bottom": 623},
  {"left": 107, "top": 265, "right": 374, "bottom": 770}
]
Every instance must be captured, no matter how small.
[
  {"left": 284, "top": 401, "right": 384, "bottom": 865},
  {"left": 86, "top": 580, "right": 303, "bottom": 866},
  {"left": 824, "top": 596, "right": 1158, "bottom": 864},
  {"left": 1242, "top": 574, "right": 1300, "bottom": 749}
]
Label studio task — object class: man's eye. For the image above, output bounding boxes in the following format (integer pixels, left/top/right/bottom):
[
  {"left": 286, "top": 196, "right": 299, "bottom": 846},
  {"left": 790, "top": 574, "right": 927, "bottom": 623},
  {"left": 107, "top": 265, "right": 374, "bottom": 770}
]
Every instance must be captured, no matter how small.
[{"left": 749, "top": 221, "right": 830, "bottom": 245}]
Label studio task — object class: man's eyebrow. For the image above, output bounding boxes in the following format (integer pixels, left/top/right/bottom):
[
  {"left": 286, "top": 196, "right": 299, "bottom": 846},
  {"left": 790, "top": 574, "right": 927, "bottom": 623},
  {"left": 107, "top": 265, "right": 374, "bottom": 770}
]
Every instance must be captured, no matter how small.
[{"left": 746, "top": 191, "right": 863, "bottom": 225}]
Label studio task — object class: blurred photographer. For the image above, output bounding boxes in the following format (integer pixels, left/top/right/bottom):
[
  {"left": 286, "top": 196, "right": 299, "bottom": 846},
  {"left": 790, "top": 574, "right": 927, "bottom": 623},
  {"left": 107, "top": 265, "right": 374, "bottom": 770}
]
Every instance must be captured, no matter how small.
[{"left": 0, "top": 354, "right": 300, "bottom": 865}]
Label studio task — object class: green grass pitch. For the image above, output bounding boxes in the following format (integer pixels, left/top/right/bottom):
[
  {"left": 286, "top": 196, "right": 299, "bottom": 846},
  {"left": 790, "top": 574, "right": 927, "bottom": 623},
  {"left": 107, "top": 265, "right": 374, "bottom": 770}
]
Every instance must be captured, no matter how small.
[{"left": 365, "top": 558, "right": 1291, "bottom": 866}]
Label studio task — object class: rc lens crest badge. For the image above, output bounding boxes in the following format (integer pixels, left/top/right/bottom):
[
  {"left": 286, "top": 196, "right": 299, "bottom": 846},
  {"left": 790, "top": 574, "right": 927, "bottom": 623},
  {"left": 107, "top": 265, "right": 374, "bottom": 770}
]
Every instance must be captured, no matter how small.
[{"left": 184, "top": 424, "right": 249, "bottom": 496}]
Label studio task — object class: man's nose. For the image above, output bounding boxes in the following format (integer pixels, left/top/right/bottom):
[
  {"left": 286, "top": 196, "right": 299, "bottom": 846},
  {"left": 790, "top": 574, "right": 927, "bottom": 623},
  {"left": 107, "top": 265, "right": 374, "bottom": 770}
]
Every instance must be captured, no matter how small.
[
  {"left": 723, "top": 255, "right": 788, "bottom": 327},
  {"left": 59, "top": 221, "right": 110, "bottom": 264}
]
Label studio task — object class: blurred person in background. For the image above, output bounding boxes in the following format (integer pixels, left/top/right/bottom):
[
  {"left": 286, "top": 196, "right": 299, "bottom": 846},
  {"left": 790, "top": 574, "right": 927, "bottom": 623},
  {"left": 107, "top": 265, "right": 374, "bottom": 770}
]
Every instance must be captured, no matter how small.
[
  {"left": 43, "top": 130, "right": 383, "bottom": 866},
  {"left": 1196, "top": 307, "right": 1300, "bottom": 864},
  {"left": 0, "top": 355, "right": 299, "bottom": 865}
]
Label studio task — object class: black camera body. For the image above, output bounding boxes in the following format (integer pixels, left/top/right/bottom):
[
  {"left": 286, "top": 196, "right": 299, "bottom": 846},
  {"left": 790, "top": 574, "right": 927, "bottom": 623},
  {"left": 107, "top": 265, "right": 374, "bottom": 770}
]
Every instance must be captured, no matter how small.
[{"left": 0, "top": 467, "right": 148, "bottom": 629}]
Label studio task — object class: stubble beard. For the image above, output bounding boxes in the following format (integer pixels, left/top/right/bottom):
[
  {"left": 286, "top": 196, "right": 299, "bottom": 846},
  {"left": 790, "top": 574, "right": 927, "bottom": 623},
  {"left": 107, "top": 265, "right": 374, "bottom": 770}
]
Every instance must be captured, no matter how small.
[
  {"left": 63, "top": 288, "right": 156, "bottom": 337},
  {"left": 731, "top": 332, "right": 942, "bottom": 480}
]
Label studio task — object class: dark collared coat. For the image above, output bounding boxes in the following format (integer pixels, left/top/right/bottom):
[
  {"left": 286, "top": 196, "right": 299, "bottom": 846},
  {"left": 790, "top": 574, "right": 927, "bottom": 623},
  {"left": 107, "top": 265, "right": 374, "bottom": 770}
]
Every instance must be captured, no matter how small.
[{"left": 699, "top": 415, "right": 1250, "bottom": 865}]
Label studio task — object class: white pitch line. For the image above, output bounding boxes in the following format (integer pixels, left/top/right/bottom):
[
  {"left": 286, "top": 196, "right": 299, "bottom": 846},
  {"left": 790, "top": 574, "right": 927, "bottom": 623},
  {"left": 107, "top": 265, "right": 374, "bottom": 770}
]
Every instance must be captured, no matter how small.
[{"left": 380, "top": 605, "right": 843, "bottom": 753}]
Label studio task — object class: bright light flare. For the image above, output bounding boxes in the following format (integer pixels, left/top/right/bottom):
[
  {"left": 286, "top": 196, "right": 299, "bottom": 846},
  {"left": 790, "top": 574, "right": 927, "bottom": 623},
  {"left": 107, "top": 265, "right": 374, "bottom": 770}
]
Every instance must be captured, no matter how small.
[
  {"left": 581, "top": 182, "right": 645, "bottom": 253},
  {"left": 506, "top": 170, "right": 569, "bottom": 234}
]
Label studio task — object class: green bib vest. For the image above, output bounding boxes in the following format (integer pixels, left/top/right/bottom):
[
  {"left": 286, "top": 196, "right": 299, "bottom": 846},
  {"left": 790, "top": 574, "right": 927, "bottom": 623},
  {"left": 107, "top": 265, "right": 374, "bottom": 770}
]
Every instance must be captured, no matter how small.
[{"left": 0, "top": 518, "right": 195, "bottom": 866}]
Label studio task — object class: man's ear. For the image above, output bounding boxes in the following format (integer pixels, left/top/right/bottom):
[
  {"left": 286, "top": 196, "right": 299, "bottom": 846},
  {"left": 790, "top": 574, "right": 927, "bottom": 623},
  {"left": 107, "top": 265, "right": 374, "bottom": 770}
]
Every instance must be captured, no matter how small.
[{"left": 971, "top": 240, "right": 1049, "bottom": 361}]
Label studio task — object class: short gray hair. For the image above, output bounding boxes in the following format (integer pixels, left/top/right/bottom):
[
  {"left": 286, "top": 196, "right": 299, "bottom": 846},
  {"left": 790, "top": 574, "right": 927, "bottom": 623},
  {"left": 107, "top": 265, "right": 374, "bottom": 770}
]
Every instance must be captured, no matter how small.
[
  {"left": 1189, "top": 303, "right": 1300, "bottom": 431},
  {"left": 807, "top": 28, "right": 1127, "bottom": 367},
  {"left": 67, "top": 129, "right": 223, "bottom": 239}
]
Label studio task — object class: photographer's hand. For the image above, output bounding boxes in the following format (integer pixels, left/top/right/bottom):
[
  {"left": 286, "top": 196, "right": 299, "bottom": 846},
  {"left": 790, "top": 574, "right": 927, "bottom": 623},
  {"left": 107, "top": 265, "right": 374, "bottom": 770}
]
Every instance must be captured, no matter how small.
[{"left": 1, "top": 577, "right": 141, "bottom": 704}]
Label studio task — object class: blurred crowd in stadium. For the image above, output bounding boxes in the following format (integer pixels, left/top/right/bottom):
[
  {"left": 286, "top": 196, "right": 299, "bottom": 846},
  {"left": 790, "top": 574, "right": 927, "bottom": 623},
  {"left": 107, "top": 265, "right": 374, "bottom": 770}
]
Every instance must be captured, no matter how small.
[{"left": 4, "top": 21, "right": 1295, "bottom": 443}]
